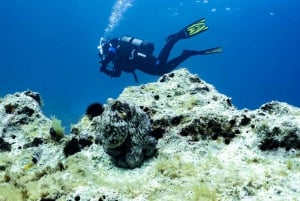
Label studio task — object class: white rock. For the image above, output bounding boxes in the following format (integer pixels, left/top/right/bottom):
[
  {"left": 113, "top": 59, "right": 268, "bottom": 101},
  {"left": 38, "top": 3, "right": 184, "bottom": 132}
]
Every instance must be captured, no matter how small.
[{"left": 1, "top": 69, "right": 300, "bottom": 201}]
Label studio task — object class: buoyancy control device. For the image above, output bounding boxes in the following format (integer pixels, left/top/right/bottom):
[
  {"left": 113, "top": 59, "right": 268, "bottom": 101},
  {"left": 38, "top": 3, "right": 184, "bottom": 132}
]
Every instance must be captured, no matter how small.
[{"left": 120, "top": 36, "right": 154, "bottom": 54}]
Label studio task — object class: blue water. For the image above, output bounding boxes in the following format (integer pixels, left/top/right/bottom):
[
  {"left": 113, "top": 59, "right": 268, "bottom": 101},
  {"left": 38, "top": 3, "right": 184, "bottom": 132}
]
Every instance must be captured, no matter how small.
[{"left": 1, "top": 0, "right": 300, "bottom": 129}]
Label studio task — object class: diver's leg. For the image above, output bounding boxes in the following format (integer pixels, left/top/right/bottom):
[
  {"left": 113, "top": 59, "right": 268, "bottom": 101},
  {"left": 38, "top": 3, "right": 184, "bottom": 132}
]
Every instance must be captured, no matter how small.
[
  {"left": 137, "top": 47, "right": 223, "bottom": 76},
  {"left": 157, "top": 18, "right": 209, "bottom": 66},
  {"left": 157, "top": 29, "right": 193, "bottom": 65},
  {"left": 156, "top": 36, "right": 180, "bottom": 66},
  {"left": 137, "top": 51, "right": 191, "bottom": 76},
  {"left": 161, "top": 47, "right": 223, "bottom": 73},
  {"left": 161, "top": 51, "right": 193, "bottom": 74}
]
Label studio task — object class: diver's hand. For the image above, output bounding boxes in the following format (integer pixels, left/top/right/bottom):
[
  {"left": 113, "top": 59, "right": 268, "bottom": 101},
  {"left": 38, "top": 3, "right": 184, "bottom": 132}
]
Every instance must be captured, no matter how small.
[
  {"left": 100, "top": 67, "right": 114, "bottom": 77},
  {"left": 100, "top": 67, "right": 109, "bottom": 74},
  {"left": 99, "top": 67, "right": 105, "bottom": 73}
]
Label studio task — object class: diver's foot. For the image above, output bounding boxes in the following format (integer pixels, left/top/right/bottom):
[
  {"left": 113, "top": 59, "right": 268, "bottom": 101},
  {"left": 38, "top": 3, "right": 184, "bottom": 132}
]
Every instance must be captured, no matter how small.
[
  {"left": 182, "top": 47, "right": 223, "bottom": 56},
  {"left": 166, "top": 32, "right": 185, "bottom": 42},
  {"left": 167, "top": 18, "right": 209, "bottom": 43},
  {"left": 181, "top": 49, "right": 200, "bottom": 56}
]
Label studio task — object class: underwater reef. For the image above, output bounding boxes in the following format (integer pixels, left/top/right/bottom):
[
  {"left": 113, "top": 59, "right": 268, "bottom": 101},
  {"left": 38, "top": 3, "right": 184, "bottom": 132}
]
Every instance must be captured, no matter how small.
[{"left": 0, "top": 68, "right": 300, "bottom": 201}]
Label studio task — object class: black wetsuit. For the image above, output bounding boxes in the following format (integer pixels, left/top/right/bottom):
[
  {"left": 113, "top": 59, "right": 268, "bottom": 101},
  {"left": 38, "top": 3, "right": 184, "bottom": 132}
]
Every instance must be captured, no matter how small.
[
  {"left": 99, "top": 18, "right": 223, "bottom": 82},
  {"left": 100, "top": 34, "right": 198, "bottom": 82}
]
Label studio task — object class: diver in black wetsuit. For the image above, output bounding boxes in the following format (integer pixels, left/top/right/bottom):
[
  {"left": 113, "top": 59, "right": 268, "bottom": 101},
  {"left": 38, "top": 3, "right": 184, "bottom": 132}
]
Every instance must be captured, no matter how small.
[{"left": 98, "top": 18, "right": 222, "bottom": 82}]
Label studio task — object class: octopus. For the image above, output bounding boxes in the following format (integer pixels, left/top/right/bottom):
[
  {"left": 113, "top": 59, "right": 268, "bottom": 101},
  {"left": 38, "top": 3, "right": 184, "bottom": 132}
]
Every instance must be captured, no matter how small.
[{"left": 95, "top": 99, "right": 157, "bottom": 169}]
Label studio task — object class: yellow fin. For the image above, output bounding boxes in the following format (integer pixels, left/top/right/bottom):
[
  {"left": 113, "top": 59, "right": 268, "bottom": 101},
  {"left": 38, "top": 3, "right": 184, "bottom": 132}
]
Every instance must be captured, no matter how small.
[{"left": 23, "top": 163, "right": 34, "bottom": 170}]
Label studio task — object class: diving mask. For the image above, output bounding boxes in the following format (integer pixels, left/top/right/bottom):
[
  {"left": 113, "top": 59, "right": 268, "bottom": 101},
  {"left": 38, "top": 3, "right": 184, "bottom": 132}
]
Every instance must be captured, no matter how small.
[{"left": 97, "top": 37, "right": 110, "bottom": 61}]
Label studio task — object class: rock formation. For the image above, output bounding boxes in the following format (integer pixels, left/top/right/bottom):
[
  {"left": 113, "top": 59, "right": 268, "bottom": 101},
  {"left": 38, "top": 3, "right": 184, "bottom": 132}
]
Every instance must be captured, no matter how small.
[{"left": 0, "top": 69, "right": 300, "bottom": 201}]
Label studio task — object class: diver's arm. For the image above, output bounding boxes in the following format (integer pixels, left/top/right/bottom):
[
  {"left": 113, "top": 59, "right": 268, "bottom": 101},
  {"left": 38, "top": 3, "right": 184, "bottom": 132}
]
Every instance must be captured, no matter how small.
[
  {"left": 99, "top": 47, "right": 116, "bottom": 74},
  {"left": 111, "top": 66, "right": 121, "bottom": 77},
  {"left": 99, "top": 39, "right": 122, "bottom": 78},
  {"left": 101, "top": 68, "right": 121, "bottom": 78},
  {"left": 99, "top": 59, "right": 111, "bottom": 74},
  {"left": 100, "top": 57, "right": 122, "bottom": 78},
  {"left": 100, "top": 61, "right": 121, "bottom": 78}
]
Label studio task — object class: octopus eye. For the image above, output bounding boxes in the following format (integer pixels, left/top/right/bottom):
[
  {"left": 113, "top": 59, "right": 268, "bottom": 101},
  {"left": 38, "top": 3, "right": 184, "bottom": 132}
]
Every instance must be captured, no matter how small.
[
  {"left": 112, "top": 101, "right": 122, "bottom": 111},
  {"left": 118, "top": 111, "right": 128, "bottom": 119},
  {"left": 111, "top": 139, "right": 119, "bottom": 145}
]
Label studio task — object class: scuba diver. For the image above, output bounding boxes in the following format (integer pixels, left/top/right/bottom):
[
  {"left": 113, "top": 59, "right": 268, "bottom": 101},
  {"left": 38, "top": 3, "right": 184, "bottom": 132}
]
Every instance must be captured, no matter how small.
[{"left": 98, "top": 18, "right": 222, "bottom": 82}]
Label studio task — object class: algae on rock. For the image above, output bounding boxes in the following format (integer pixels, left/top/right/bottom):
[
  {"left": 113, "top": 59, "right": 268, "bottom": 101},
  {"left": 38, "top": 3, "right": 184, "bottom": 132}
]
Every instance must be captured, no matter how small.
[{"left": 1, "top": 69, "right": 300, "bottom": 201}]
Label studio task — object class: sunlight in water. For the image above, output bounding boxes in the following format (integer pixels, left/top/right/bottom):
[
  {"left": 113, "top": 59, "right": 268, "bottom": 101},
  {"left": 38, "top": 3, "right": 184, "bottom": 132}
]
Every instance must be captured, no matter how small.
[{"left": 104, "top": 0, "right": 134, "bottom": 36}]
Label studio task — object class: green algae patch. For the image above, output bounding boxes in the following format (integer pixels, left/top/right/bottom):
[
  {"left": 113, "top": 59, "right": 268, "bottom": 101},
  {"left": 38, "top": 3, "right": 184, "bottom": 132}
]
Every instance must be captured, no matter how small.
[
  {"left": 0, "top": 184, "right": 23, "bottom": 201},
  {"left": 51, "top": 116, "right": 65, "bottom": 137}
]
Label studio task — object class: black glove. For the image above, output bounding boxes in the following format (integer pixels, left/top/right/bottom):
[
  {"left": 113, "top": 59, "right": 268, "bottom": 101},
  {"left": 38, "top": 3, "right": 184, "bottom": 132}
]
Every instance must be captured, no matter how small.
[
  {"left": 100, "top": 67, "right": 114, "bottom": 76},
  {"left": 99, "top": 66, "right": 106, "bottom": 73}
]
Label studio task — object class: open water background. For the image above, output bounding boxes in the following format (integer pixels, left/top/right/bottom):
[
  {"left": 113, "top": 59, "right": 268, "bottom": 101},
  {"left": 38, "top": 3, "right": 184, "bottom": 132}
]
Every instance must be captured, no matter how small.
[{"left": 1, "top": 0, "right": 299, "bottom": 128}]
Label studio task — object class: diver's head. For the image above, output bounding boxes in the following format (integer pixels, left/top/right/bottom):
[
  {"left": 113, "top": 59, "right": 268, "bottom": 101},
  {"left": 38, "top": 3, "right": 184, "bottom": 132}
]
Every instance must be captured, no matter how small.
[{"left": 97, "top": 37, "right": 111, "bottom": 61}]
